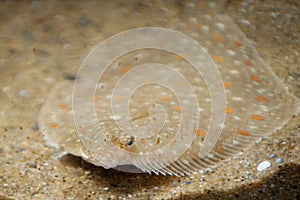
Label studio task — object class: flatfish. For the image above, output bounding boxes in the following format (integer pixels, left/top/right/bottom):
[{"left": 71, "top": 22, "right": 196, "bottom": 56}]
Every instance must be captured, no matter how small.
[{"left": 38, "top": 0, "right": 300, "bottom": 175}]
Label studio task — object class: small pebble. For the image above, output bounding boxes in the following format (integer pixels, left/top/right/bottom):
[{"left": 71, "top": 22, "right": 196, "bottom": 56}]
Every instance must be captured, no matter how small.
[
  {"left": 275, "top": 158, "right": 284, "bottom": 163},
  {"left": 240, "top": 19, "right": 251, "bottom": 27},
  {"left": 31, "top": 1, "right": 41, "bottom": 9},
  {"left": 77, "top": 14, "right": 91, "bottom": 27},
  {"left": 84, "top": 171, "right": 91, "bottom": 175},
  {"left": 238, "top": 8, "right": 246, "bottom": 14},
  {"left": 257, "top": 160, "right": 271, "bottom": 172},
  {"left": 270, "top": 12, "right": 278, "bottom": 18},
  {"left": 63, "top": 44, "right": 74, "bottom": 52},
  {"left": 19, "top": 89, "right": 29, "bottom": 97},
  {"left": 54, "top": 15, "right": 66, "bottom": 23},
  {"left": 269, "top": 154, "right": 276, "bottom": 158},
  {"left": 207, "top": 1, "right": 216, "bottom": 8},
  {"left": 2, "top": 86, "right": 10, "bottom": 93},
  {"left": 185, "top": 181, "right": 191, "bottom": 185},
  {"left": 246, "top": 0, "right": 255, "bottom": 4},
  {"left": 26, "top": 161, "right": 37, "bottom": 168},
  {"left": 205, "top": 168, "right": 211, "bottom": 173}
]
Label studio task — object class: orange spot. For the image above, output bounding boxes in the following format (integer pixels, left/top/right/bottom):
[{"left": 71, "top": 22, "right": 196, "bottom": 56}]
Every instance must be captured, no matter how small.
[
  {"left": 226, "top": 107, "right": 234, "bottom": 114},
  {"left": 58, "top": 103, "right": 68, "bottom": 109},
  {"left": 191, "top": 153, "right": 200, "bottom": 160},
  {"left": 121, "top": 66, "right": 132, "bottom": 73},
  {"left": 234, "top": 41, "right": 242, "bottom": 47},
  {"left": 195, "top": 129, "right": 206, "bottom": 136},
  {"left": 141, "top": 139, "right": 146, "bottom": 144},
  {"left": 251, "top": 115, "right": 264, "bottom": 121},
  {"left": 50, "top": 123, "right": 58, "bottom": 128},
  {"left": 223, "top": 81, "right": 232, "bottom": 88},
  {"left": 173, "top": 54, "right": 186, "bottom": 60},
  {"left": 255, "top": 95, "right": 270, "bottom": 102},
  {"left": 250, "top": 75, "right": 261, "bottom": 82},
  {"left": 215, "top": 146, "right": 225, "bottom": 154},
  {"left": 93, "top": 95, "right": 100, "bottom": 102},
  {"left": 210, "top": 11, "right": 217, "bottom": 17},
  {"left": 177, "top": 81, "right": 186, "bottom": 87},
  {"left": 244, "top": 60, "right": 253, "bottom": 67},
  {"left": 117, "top": 96, "right": 126, "bottom": 101},
  {"left": 213, "top": 34, "right": 224, "bottom": 42},
  {"left": 237, "top": 130, "right": 250, "bottom": 136},
  {"left": 198, "top": 1, "right": 206, "bottom": 9},
  {"left": 197, "top": 23, "right": 203, "bottom": 28},
  {"left": 162, "top": 96, "right": 170, "bottom": 101},
  {"left": 173, "top": 106, "right": 182, "bottom": 111},
  {"left": 214, "top": 56, "right": 224, "bottom": 62}
]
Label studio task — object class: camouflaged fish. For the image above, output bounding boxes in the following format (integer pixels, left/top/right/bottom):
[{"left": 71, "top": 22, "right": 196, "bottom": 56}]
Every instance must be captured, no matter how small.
[{"left": 38, "top": 0, "right": 300, "bottom": 175}]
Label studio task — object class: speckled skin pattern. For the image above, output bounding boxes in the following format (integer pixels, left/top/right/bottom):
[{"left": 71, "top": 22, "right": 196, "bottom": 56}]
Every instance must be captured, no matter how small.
[
  {"left": 0, "top": 0, "right": 299, "bottom": 199},
  {"left": 37, "top": 0, "right": 299, "bottom": 175}
]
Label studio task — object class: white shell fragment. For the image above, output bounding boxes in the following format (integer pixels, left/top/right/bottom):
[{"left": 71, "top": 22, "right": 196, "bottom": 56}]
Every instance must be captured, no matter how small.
[
  {"left": 38, "top": 0, "right": 300, "bottom": 175},
  {"left": 257, "top": 161, "right": 272, "bottom": 172}
]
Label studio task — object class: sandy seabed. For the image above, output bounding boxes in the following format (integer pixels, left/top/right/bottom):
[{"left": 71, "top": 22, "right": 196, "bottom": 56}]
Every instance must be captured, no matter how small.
[{"left": 0, "top": 0, "right": 299, "bottom": 199}]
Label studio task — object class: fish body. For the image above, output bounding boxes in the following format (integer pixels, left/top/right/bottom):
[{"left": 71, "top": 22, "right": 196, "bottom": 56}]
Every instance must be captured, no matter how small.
[{"left": 38, "top": 0, "right": 300, "bottom": 175}]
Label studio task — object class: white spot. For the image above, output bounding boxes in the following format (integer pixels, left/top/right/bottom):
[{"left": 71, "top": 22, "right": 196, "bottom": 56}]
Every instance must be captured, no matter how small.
[
  {"left": 186, "top": 3, "right": 195, "bottom": 8},
  {"left": 259, "top": 68, "right": 265, "bottom": 73},
  {"left": 203, "top": 14, "right": 212, "bottom": 21},
  {"left": 193, "top": 77, "right": 201, "bottom": 82},
  {"left": 182, "top": 100, "right": 190, "bottom": 105},
  {"left": 227, "top": 50, "right": 236, "bottom": 57},
  {"left": 232, "top": 97, "right": 243, "bottom": 101},
  {"left": 233, "top": 116, "right": 241, "bottom": 121},
  {"left": 201, "top": 26, "right": 209, "bottom": 33},
  {"left": 216, "top": 23, "right": 225, "bottom": 31},
  {"left": 134, "top": 53, "right": 145, "bottom": 61},
  {"left": 208, "top": 1, "right": 216, "bottom": 8},
  {"left": 204, "top": 41, "right": 211, "bottom": 47},
  {"left": 260, "top": 106, "right": 270, "bottom": 112},
  {"left": 183, "top": 160, "right": 189, "bottom": 165},
  {"left": 234, "top": 60, "right": 241, "bottom": 66},
  {"left": 207, "top": 153, "right": 214, "bottom": 159},
  {"left": 248, "top": 125, "right": 258, "bottom": 129},
  {"left": 233, "top": 140, "right": 240, "bottom": 145},
  {"left": 256, "top": 88, "right": 266, "bottom": 94},
  {"left": 250, "top": 67, "right": 257, "bottom": 73},
  {"left": 189, "top": 17, "right": 197, "bottom": 24},
  {"left": 229, "top": 70, "right": 239, "bottom": 75}
]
